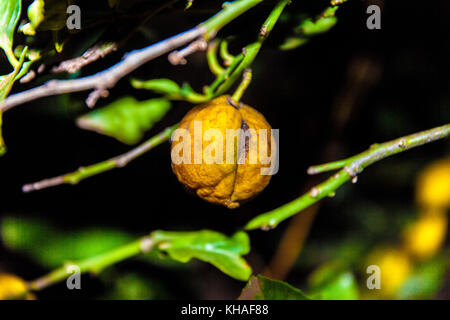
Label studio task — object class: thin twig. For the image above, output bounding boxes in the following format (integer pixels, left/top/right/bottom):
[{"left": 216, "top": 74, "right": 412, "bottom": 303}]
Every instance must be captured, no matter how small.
[
  {"left": 245, "top": 123, "right": 450, "bottom": 230},
  {"left": 22, "top": 124, "right": 178, "bottom": 193}
]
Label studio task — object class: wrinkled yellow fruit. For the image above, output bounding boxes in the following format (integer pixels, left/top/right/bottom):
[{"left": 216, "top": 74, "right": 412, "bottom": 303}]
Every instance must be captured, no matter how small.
[
  {"left": 403, "top": 209, "right": 447, "bottom": 260},
  {"left": 366, "top": 248, "right": 411, "bottom": 296},
  {"left": 0, "top": 273, "right": 30, "bottom": 300},
  {"left": 171, "top": 95, "right": 275, "bottom": 209},
  {"left": 416, "top": 157, "right": 450, "bottom": 209}
]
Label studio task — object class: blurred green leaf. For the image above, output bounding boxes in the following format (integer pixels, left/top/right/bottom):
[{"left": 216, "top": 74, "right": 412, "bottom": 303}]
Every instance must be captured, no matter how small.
[
  {"left": 1, "top": 216, "right": 134, "bottom": 268},
  {"left": 77, "top": 96, "right": 171, "bottom": 145},
  {"left": 0, "top": 0, "right": 21, "bottom": 67},
  {"left": 239, "top": 275, "right": 309, "bottom": 300},
  {"left": 151, "top": 230, "right": 252, "bottom": 281},
  {"left": 0, "top": 216, "right": 186, "bottom": 270},
  {"left": 308, "top": 262, "right": 359, "bottom": 300},
  {"left": 396, "top": 256, "right": 447, "bottom": 300},
  {"left": 21, "top": 0, "right": 69, "bottom": 35},
  {"left": 102, "top": 272, "right": 167, "bottom": 300}
]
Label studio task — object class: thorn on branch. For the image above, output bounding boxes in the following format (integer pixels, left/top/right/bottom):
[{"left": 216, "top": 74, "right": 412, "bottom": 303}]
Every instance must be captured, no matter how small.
[
  {"left": 86, "top": 89, "right": 110, "bottom": 108},
  {"left": 19, "top": 70, "right": 36, "bottom": 84},
  {"left": 309, "top": 187, "right": 319, "bottom": 198},
  {"left": 168, "top": 39, "right": 208, "bottom": 65},
  {"left": 259, "top": 25, "right": 267, "bottom": 37},
  {"left": 37, "top": 64, "right": 46, "bottom": 74}
]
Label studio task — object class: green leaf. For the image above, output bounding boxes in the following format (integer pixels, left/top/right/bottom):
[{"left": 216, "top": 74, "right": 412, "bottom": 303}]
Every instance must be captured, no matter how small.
[
  {"left": 297, "top": 7, "right": 338, "bottom": 36},
  {"left": 0, "top": 0, "right": 21, "bottom": 67},
  {"left": 239, "top": 275, "right": 310, "bottom": 300},
  {"left": 77, "top": 96, "right": 171, "bottom": 145},
  {"left": 396, "top": 257, "right": 447, "bottom": 299},
  {"left": 0, "top": 216, "right": 135, "bottom": 268},
  {"left": 21, "top": 0, "right": 69, "bottom": 35},
  {"left": 131, "top": 78, "right": 182, "bottom": 97},
  {"left": 280, "top": 6, "right": 339, "bottom": 51},
  {"left": 102, "top": 272, "right": 167, "bottom": 300},
  {"left": 151, "top": 230, "right": 252, "bottom": 281},
  {"left": 308, "top": 262, "right": 359, "bottom": 300}
]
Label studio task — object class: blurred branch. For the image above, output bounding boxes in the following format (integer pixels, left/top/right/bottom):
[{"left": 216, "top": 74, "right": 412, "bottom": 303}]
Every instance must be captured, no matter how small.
[
  {"left": 22, "top": 124, "right": 178, "bottom": 193},
  {"left": 28, "top": 229, "right": 251, "bottom": 291},
  {"left": 245, "top": 123, "right": 450, "bottom": 230},
  {"left": 0, "top": 0, "right": 264, "bottom": 111},
  {"left": 28, "top": 236, "right": 154, "bottom": 291}
]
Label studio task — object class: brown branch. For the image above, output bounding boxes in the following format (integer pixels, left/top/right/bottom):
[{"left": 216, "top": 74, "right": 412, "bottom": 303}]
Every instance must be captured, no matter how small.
[
  {"left": 0, "top": 27, "right": 205, "bottom": 111},
  {"left": 51, "top": 43, "right": 119, "bottom": 74}
]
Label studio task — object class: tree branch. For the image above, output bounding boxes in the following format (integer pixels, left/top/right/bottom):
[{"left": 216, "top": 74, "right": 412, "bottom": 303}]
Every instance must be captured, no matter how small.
[
  {"left": 22, "top": 124, "right": 178, "bottom": 193},
  {"left": 245, "top": 123, "right": 450, "bottom": 230},
  {"left": 28, "top": 236, "right": 155, "bottom": 291},
  {"left": 0, "top": 0, "right": 265, "bottom": 112}
]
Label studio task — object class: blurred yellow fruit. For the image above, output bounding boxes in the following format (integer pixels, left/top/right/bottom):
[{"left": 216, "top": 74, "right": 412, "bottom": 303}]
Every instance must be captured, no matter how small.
[
  {"left": 403, "top": 209, "right": 447, "bottom": 260},
  {"left": 0, "top": 273, "right": 30, "bottom": 300},
  {"left": 416, "top": 157, "right": 450, "bottom": 209},
  {"left": 171, "top": 95, "right": 275, "bottom": 209},
  {"left": 366, "top": 248, "right": 411, "bottom": 296}
]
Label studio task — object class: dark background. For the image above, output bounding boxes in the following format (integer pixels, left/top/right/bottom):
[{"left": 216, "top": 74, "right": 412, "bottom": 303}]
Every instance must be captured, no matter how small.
[{"left": 0, "top": 0, "right": 449, "bottom": 299}]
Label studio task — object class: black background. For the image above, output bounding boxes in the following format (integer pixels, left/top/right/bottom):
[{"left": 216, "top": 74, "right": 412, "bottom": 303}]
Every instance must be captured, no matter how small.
[{"left": 0, "top": 0, "right": 449, "bottom": 299}]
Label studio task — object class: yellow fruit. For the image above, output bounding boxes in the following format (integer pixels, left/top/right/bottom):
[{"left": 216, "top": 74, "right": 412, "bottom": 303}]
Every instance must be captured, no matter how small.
[
  {"left": 366, "top": 248, "right": 411, "bottom": 296},
  {"left": 171, "top": 95, "right": 275, "bottom": 209},
  {"left": 403, "top": 209, "right": 447, "bottom": 260},
  {"left": 416, "top": 157, "right": 450, "bottom": 209},
  {"left": 0, "top": 273, "right": 29, "bottom": 300}
]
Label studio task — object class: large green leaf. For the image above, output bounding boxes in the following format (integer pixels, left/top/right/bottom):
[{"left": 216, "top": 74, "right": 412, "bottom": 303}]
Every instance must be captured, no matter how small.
[
  {"left": 77, "top": 96, "right": 171, "bottom": 145},
  {"left": 239, "top": 275, "right": 309, "bottom": 300},
  {"left": 0, "top": 0, "right": 21, "bottom": 67},
  {"left": 151, "top": 230, "right": 252, "bottom": 281}
]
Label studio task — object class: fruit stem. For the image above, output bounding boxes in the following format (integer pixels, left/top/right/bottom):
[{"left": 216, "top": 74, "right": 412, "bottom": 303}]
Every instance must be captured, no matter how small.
[{"left": 230, "top": 68, "right": 252, "bottom": 105}]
